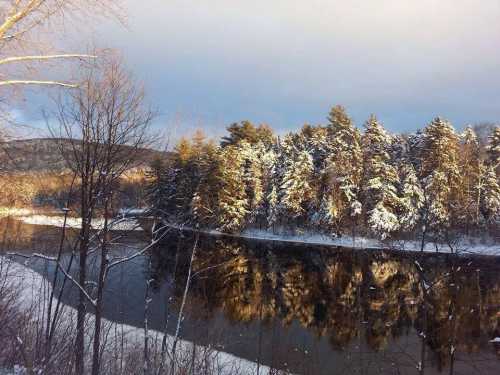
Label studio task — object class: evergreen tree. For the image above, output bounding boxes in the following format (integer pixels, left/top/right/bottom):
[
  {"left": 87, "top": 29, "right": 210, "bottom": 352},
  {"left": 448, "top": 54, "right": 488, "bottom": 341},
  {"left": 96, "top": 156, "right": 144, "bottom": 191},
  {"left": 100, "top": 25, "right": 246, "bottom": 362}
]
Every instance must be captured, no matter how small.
[
  {"left": 419, "top": 118, "right": 461, "bottom": 233},
  {"left": 406, "top": 130, "right": 425, "bottom": 172},
  {"left": 487, "top": 126, "right": 500, "bottom": 175},
  {"left": 192, "top": 141, "right": 221, "bottom": 226},
  {"left": 322, "top": 105, "right": 363, "bottom": 234},
  {"left": 398, "top": 163, "right": 424, "bottom": 231},
  {"left": 149, "top": 111, "right": 495, "bottom": 241},
  {"left": 146, "top": 156, "right": 170, "bottom": 217},
  {"left": 259, "top": 145, "right": 279, "bottom": 228},
  {"left": 279, "top": 142, "right": 314, "bottom": 221},
  {"left": 216, "top": 145, "right": 249, "bottom": 232},
  {"left": 479, "top": 164, "right": 500, "bottom": 224},
  {"left": 362, "top": 115, "right": 400, "bottom": 239},
  {"left": 221, "top": 121, "right": 275, "bottom": 147},
  {"left": 459, "top": 127, "right": 481, "bottom": 230},
  {"left": 240, "top": 141, "right": 265, "bottom": 224}
]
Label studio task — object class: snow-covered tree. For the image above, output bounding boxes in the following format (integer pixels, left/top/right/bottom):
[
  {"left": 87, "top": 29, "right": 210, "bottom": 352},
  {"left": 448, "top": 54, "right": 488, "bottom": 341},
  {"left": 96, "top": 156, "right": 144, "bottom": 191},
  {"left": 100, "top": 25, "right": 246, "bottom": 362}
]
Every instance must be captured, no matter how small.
[
  {"left": 368, "top": 202, "right": 400, "bottom": 239},
  {"left": 479, "top": 164, "right": 500, "bottom": 224},
  {"left": 362, "top": 115, "right": 400, "bottom": 238},
  {"left": 398, "top": 163, "right": 424, "bottom": 231},
  {"left": 279, "top": 144, "right": 314, "bottom": 220},
  {"left": 259, "top": 146, "right": 279, "bottom": 229},
  {"left": 419, "top": 118, "right": 461, "bottom": 232},
  {"left": 216, "top": 145, "right": 249, "bottom": 232},
  {"left": 191, "top": 142, "right": 221, "bottom": 226},
  {"left": 322, "top": 106, "right": 363, "bottom": 233},
  {"left": 487, "top": 126, "right": 500, "bottom": 175},
  {"left": 458, "top": 127, "right": 481, "bottom": 229},
  {"left": 240, "top": 141, "right": 265, "bottom": 224}
]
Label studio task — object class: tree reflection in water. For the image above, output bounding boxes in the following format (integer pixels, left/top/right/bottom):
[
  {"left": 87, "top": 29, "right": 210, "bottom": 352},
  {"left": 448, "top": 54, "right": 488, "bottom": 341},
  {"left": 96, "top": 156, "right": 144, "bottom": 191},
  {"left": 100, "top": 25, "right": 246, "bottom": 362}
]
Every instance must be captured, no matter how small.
[{"left": 149, "top": 232, "right": 500, "bottom": 375}]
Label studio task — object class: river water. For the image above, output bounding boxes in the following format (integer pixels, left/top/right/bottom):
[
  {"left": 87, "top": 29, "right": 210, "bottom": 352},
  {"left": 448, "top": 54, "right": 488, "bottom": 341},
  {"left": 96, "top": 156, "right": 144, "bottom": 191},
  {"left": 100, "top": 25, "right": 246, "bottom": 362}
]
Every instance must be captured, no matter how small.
[{"left": 1, "top": 217, "right": 499, "bottom": 375}]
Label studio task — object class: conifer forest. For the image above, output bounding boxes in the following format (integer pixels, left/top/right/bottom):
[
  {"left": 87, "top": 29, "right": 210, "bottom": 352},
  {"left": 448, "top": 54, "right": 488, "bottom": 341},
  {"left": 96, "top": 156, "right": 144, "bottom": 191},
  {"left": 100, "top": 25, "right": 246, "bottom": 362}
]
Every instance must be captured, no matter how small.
[{"left": 149, "top": 106, "right": 500, "bottom": 246}]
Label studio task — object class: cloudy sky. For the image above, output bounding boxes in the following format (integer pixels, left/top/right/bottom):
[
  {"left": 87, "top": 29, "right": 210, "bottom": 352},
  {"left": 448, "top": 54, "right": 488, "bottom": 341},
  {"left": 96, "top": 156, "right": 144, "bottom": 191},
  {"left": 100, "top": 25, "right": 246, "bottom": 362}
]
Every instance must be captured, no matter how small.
[{"left": 17, "top": 0, "right": 500, "bottom": 140}]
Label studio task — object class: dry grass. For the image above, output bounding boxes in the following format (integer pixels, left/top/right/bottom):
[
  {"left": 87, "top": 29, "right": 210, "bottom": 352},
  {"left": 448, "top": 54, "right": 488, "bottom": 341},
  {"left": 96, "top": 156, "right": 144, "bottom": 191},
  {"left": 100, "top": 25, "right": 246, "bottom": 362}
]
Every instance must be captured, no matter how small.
[{"left": 0, "top": 169, "right": 149, "bottom": 210}]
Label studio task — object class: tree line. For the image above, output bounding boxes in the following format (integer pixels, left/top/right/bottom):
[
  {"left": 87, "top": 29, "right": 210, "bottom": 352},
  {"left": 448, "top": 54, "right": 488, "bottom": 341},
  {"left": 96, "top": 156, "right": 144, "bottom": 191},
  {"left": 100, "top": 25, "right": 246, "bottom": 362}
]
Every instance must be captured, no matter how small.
[{"left": 149, "top": 106, "right": 500, "bottom": 244}]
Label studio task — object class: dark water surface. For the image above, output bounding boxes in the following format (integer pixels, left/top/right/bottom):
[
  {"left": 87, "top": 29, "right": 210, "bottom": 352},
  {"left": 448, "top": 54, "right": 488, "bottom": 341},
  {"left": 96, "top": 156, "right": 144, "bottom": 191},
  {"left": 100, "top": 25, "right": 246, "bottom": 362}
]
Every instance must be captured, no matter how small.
[{"left": 1, "top": 217, "right": 500, "bottom": 375}]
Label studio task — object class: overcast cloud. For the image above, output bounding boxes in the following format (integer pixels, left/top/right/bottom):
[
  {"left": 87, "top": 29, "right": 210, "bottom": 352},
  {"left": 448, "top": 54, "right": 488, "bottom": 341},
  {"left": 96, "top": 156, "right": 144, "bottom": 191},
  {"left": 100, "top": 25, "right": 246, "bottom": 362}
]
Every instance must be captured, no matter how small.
[{"left": 16, "top": 0, "right": 500, "bottom": 139}]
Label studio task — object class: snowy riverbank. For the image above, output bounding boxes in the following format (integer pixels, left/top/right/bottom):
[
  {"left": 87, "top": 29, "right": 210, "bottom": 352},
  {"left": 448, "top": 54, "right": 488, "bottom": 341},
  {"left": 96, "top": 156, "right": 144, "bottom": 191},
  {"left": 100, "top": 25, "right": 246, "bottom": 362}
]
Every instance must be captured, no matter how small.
[
  {"left": 0, "top": 255, "right": 272, "bottom": 375},
  {"left": 171, "top": 225, "right": 500, "bottom": 256},
  {"left": 9, "top": 213, "right": 500, "bottom": 256},
  {"left": 16, "top": 214, "right": 143, "bottom": 231}
]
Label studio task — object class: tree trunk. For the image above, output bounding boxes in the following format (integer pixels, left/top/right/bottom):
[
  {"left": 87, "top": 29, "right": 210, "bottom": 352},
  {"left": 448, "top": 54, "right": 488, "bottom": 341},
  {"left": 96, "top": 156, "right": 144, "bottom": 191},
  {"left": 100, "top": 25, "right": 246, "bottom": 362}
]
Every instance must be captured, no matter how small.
[
  {"left": 91, "top": 197, "right": 111, "bottom": 375},
  {"left": 76, "top": 224, "right": 89, "bottom": 375},
  {"left": 76, "top": 187, "right": 91, "bottom": 375}
]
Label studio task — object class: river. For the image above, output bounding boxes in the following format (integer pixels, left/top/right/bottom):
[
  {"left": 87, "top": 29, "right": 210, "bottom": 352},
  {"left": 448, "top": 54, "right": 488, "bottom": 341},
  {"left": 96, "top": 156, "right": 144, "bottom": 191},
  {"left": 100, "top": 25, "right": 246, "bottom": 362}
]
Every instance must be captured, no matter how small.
[{"left": 1, "top": 216, "right": 499, "bottom": 375}]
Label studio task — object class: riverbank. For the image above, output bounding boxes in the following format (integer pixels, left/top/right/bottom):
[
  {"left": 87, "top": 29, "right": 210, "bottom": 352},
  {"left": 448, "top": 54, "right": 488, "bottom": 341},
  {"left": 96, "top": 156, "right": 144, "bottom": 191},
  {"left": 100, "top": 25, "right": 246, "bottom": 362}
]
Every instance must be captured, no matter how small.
[
  {"left": 160, "top": 223, "right": 500, "bottom": 257},
  {"left": 7, "top": 213, "right": 500, "bottom": 256},
  {"left": 0, "top": 255, "right": 272, "bottom": 375}
]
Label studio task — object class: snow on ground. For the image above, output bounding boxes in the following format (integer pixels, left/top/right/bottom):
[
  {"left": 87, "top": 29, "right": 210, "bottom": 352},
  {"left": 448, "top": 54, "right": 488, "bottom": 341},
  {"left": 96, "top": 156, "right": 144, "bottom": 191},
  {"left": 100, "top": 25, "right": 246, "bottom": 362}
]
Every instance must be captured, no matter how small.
[
  {"left": 118, "top": 207, "right": 148, "bottom": 216},
  {"left": 0, "top": 207, "right": 37, "bottom": 218},
  {"left": 0, "top": 256, "right": 272, "bottom": 375},
  {"left": 176, "top": 226, "right": 500, "bottom": 256},
  {"left": 16, "top": 215, "right": 143, "bottom": 231},
  {"left": 10, "top": 214, "right": 500, "bottom": 256}
]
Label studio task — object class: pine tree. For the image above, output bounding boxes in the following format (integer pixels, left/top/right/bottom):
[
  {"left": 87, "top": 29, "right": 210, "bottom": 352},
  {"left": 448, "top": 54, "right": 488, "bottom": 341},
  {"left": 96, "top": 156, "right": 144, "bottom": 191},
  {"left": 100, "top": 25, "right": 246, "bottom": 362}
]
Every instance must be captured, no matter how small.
[
  {"left": 406, "top": 130, "right": 425, "bottom": 172},
  {"left": 479, "top": 164, "right": 500, "bottom": 224},
  {"left": 398, "top": 163, "right": 424, "bottom": 231},
  {"left": 240, "top": 141, "right": 265, "bottom": 224},
  {"left": 322, "top": 106, "right": 363, "bottom": 234},
  {"left": 419, "top": 118, "right": 461, "bottom": 233},
  {"left": 192, "top": 141, "right": 220, "bottom": 226},
  {"left": 362, "top": 115, "right": 400, "bottom": 239},
  {"left": 279, "top": 143, "right": 314, "bottom": 221},
  {"left": 459, "top": 127, "right": 481, "bottom": 230},
  {"left": 146, "top": 156, "right": 170, "bottom": 217},
  {"left": 259, "top": 145, "right": 279, "bottom": 229},
  {"left": 487, "top": 126, "right": 500, "bottom": 175},
  {"left": 216, "top": 145, "right": 249, "bottom": 232},
  {"left": 220, "top": 121, "right": 275, "bottom": 147}
]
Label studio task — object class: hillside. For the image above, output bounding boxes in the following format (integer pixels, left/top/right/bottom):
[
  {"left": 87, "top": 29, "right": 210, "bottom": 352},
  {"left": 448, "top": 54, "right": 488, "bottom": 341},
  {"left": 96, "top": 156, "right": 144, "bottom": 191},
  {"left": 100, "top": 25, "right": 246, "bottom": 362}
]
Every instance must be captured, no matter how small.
[{"left": 0, "top": 138, "right": 167, "bottom": 173}]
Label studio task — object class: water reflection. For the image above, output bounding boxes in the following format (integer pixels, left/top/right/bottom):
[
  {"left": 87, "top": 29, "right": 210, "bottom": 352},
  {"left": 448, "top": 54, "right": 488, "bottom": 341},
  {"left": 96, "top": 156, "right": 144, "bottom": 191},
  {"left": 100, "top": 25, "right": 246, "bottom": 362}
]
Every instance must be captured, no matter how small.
[
  {"left": 150, "top": 233, "right": 500, "bottom": 374},
  {"left": 1, "top": 216, "right": 499, "bottom": 374}
]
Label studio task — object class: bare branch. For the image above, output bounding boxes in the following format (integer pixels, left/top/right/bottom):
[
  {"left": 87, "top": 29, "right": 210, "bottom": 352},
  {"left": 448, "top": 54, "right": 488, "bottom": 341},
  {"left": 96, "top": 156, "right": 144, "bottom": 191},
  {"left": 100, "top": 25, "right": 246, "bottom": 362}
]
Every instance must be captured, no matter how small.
[
  {"left": 0, "top": 54, "right": 97, "bottom": 65},
  {"left": 0, "top": 79, "right": 77, "bottom": 87},
  {"left": 5, "top": 252, "right": 97, "bottom": 307}
]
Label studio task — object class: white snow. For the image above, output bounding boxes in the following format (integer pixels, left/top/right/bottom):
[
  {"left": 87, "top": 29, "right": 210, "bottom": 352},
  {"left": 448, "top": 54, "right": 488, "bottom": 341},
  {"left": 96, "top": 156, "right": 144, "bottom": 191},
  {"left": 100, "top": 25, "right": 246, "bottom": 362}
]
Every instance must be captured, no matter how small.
[
  {"left": 118, "top": 207, "right": 148, "bottom": 216},
  {"left": 9, "top": 214, "right": 500, "bottom": 256},
  {"left": 0, "top": 207, "right": 37, "bottom": 218},
  {"left": 0, "top": 256, "right": 272, "bottom": 375},
  {"left": 173, "top": 225, "right": 500, "bottom": 256},
  {"left": 16, "top": 215, "right": 143, "bottom": 231}
]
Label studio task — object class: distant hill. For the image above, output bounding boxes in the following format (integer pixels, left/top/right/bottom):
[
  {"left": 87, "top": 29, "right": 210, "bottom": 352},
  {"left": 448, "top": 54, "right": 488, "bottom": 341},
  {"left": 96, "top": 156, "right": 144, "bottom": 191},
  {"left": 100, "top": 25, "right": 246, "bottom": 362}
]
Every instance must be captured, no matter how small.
[{"left": 0, "top": 138, "right": 168, "bottom": 173}]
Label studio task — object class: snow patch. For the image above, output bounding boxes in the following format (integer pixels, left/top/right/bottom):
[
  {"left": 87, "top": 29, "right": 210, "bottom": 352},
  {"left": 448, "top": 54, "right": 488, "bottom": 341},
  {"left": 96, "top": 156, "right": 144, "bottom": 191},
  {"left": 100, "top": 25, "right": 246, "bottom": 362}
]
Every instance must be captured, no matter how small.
[
  {"left": 16, "top": 215, "right": 142, "bottom": 231},
  {"left": 0, "top": 256, "right": 272, "bottom": 375},
  {"left": 173, "top": 225, "right": 500, "bottom": 256}
]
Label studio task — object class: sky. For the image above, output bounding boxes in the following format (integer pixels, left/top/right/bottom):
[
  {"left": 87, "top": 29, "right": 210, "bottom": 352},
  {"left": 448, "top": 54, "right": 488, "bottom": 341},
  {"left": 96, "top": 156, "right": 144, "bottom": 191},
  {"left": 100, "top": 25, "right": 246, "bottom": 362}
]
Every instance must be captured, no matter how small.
[{"left": 14, "top": 0, "right": 500, "bottom": 141}]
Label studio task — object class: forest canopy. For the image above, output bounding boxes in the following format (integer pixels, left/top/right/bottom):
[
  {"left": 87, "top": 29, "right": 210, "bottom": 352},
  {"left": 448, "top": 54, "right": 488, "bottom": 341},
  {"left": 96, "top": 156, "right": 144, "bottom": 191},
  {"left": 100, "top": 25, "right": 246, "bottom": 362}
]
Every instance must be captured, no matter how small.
[{"left": 148, "top": 106, "right": 500, "bottom": 244}]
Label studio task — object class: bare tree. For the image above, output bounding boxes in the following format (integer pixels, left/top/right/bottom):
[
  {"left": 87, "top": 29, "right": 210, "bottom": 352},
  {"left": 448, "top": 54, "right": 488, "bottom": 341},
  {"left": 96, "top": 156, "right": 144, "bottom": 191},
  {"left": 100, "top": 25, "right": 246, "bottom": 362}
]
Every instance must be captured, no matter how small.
[
  {"left": 51, "top": 55, "right": 155, "bottom": 375},
  {"left": 0, "top": 0, "right": 123, "bottom": 87}
]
